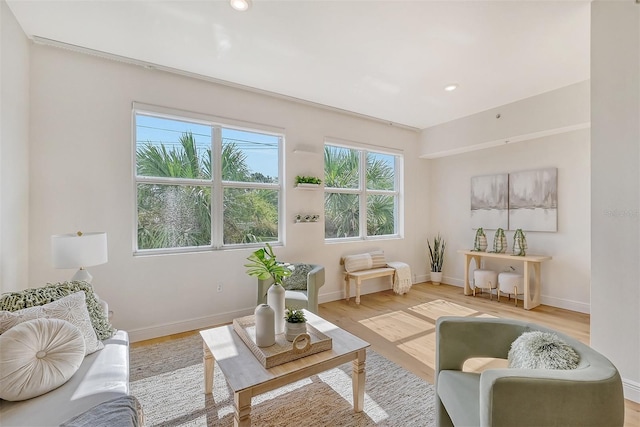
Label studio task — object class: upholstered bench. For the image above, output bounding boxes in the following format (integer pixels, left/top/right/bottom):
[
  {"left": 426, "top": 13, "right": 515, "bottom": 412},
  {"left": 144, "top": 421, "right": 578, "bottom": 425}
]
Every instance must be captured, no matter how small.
[{"left": 341, "top": 251, "right": 397, "bottom": 304}]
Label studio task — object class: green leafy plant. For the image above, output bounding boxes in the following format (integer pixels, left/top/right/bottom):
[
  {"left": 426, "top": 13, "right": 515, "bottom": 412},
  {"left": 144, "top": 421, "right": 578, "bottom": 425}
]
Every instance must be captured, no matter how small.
[
  {"left": 244, "top": 243, "right": 291, "bottom": 285},
  {"left": 295, "top": 175, "right": 322, "bottom": 185},
  {"left": 284, "top": 307, "right": 307, "bottom": 323},
  {"left": 428, "top": 234, "right": 446, "bottom": 272}
]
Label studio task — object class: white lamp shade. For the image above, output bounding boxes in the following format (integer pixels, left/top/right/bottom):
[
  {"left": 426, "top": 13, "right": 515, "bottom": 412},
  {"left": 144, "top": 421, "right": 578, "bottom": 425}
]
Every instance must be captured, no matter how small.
[{"left": 51, "top": 232, "right": 108, "bottom": 269}]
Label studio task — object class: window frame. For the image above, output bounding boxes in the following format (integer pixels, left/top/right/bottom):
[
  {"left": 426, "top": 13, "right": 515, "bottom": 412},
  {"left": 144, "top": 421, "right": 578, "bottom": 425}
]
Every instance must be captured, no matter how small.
[
  {"left": 323, "top": 140, "right": 403, "bottom": 242},
  {"left": 132, "top": 103, "right": 284, "bottom": 255}
]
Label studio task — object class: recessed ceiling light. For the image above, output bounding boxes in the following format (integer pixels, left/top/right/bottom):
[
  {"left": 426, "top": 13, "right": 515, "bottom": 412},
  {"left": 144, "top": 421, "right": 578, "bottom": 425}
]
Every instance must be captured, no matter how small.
[
  {"left": 230, "top": 0, "right": 251, "bottom": 11},
  {"left": 444, "top": 84, "right": 458, "bottom": 92}
]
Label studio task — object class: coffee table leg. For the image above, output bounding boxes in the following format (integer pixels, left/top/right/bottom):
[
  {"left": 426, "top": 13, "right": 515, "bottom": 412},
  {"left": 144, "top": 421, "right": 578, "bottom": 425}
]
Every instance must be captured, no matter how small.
[
  {"left": 203, "top": 342, "right": 214, "bottom": 394},
  {"left": 352, "top": 349, "right": 366, "bottom": 412},
  {"left": 234, "top": 390, "right": 251, "bottom": 427}
]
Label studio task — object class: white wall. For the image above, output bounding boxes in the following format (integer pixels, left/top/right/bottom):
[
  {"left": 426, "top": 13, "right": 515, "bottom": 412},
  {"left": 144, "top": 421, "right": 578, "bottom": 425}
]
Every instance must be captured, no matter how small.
[
  {"left": 425, "top": 128, "right": 590, "bottom": 313},
  {"left": 590, "top": 1, "right": 639, "bottom": 403},
  {"left": 420, "top": 80, "right": 590, "bottom": 159},
  {"left": 0, "top": 0, "right": 30, "bottom": 293},
  {"left": 27, "top": 44, "right": 429, "bottom": 341}
]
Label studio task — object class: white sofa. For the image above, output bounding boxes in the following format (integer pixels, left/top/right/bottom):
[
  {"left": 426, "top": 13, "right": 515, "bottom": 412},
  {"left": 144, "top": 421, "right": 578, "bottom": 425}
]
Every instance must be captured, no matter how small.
[{"left": 0, "top": 295, "right": 134, "bottom": 427}]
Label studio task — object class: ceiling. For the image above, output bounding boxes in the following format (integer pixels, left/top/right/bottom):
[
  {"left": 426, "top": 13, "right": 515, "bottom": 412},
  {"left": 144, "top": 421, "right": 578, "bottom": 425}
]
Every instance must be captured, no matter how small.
[{"left": 7, "top": 0, "right": 591, "bottom": 130}]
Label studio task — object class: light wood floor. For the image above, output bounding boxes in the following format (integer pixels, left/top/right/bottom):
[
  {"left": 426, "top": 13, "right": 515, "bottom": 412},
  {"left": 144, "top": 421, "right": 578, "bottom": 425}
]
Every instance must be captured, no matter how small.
[{"left": 135, "top": 282, "right": 639, "bottom": 426}]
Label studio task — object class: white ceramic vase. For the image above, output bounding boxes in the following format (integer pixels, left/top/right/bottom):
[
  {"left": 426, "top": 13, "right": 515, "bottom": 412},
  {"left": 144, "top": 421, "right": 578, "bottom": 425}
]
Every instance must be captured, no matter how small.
[
  {"left": 254, "top": 304, "right": 275, "bottom": 347},
  {"left": 431, "top": 271, "right": 443, "bottom": 285},
  {"left": 267, "top": 283, "right": 286, "bottom": 334},
  {"left": 285, "top": 321, "right": 307, "bottom": 342}
]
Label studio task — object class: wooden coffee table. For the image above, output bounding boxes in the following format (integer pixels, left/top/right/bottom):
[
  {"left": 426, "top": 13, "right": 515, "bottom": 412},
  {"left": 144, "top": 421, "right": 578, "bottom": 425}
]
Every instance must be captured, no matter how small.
[{"left": 200, "top": 310, "right": 370, "bottom": 427}]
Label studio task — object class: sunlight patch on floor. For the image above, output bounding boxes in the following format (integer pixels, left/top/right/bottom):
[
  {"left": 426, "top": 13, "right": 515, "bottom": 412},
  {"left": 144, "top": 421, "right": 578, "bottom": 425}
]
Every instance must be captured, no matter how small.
[
  {"left": 408, "top": 299, "right": 478, "bottom": 322},
  {"left": 359, "top": 311, "right": 434, "bottom": 342},
  {"left": 397, "top": 331, "right": 437, "bottom": 371}
]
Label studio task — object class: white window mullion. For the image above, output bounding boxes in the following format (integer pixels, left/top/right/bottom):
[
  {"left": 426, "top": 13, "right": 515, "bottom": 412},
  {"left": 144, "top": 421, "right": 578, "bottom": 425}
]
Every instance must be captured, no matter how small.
[
  {"left": 212, "top": 126, "right": 223, "bottom": 248},
  {"left": 278, "top": 136, "right": 285, "bottom": 245},
  {"left": 359, "top": 150, "right": 367, "bottom": 239}
]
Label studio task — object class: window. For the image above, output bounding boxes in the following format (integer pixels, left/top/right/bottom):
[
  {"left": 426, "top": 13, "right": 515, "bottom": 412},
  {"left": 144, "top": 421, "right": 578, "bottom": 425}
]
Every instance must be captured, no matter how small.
[
  {"left": 134, "top": 107, "right": 282, "bottom": 253},
  {"left": 324, "top": 143, "right": 401, "bottom": 240}
]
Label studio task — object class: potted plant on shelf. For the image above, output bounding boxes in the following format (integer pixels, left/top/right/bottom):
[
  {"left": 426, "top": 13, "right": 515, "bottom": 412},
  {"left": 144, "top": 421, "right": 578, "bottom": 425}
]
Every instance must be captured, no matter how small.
[
  {"left": 295, "top": 175, "right": 322, "bottom": 188},
  {"left": 284, "top": 307, "right": 307, "bottom": 341},
  {"left": 245, "top": 243, "right": 291, "bottom": 334},
  {"left": 428, "top": 234, "right": 446, "bottom": 285}
]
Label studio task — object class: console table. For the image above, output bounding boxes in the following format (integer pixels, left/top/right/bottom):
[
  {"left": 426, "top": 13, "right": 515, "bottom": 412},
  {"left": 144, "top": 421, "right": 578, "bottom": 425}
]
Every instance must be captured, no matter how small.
[{"left": 458, "top": 250, "right": 552, "bottom": 310}]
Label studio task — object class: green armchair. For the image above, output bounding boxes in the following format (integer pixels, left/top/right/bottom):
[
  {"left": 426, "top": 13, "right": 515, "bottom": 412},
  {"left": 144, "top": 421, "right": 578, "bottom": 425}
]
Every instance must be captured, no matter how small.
[
  {"left": 257, "top": 263, "right": 325, "bottom": 313},
  {"left": 435, "top": 317, "right": 624, "bottom": 427}
]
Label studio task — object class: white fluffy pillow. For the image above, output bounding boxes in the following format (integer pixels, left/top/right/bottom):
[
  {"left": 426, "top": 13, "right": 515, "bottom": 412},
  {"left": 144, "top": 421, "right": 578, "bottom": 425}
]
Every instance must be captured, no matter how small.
[
  {"left": 508, "top": 331, "right": 580, "bottom": 370},
  {"left": 0, "top": 318, "right": 85, "bottom": 401},
  {"left": 0, "top": 291, "right": 103, "bottom": 355}
]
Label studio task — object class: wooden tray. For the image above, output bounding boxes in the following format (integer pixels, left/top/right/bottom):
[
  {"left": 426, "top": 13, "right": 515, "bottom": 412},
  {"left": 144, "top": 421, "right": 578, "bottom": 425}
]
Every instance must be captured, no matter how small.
[{"left": 232, "top": 315, "right": 332, "bottom": 368}]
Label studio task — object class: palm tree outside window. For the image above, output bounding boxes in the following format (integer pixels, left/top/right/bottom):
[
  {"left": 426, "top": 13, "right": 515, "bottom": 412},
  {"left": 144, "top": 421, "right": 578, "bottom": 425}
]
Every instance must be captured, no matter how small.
[
  {"left": 134, "top": 110, "right": 282, "bottom": 253},
  {"left": 324, "top": 143, "right": 401, "bottom": 240}
]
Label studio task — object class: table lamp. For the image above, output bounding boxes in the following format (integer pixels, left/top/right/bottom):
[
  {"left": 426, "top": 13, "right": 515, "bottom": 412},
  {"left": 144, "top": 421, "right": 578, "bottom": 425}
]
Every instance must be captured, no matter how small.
[{"left": 51, "top": 231, "right": 108, "bottom": 283}]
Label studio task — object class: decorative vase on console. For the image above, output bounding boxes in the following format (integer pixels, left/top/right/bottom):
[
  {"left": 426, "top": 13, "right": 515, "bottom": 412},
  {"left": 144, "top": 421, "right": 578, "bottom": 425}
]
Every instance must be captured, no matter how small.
[
  {"left": 254, "top": 304, "right": 275, "bottom": 347},
  {"left": 491, "top": 228, "right": 508, "bottom": 253},
  {"left": 245, "top": 242, "right": 292, "bottom": 335},
  {"left": 473, "top": 227, "right": 488, "bottom": 252},
  {"left": 513, "top": 229, "right": 528, "bottom": 256}
]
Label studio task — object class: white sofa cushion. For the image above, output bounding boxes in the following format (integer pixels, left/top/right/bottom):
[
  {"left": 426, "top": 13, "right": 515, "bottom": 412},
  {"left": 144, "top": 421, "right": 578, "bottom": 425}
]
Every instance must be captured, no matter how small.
[
  {"left": 0, "top": 292, "right": 103, "bottom": 355},
  {"left": 0, "top": 318, "right": 85, "bottom": 401},
  {"left": 0, "top": 330, "right": 130, "bottom": 426}
]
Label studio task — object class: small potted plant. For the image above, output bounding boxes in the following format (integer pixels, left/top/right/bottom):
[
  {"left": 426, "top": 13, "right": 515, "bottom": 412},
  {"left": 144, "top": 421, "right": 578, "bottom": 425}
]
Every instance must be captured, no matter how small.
[
  {"left": 295, "top": 175, "right": 322, "bottom": 188},
  {"left": 428, "top": 234, "right": 445, "bottom": 285},
  {"left": 284, "top": 307, "right": 307, "bottom": 341}
]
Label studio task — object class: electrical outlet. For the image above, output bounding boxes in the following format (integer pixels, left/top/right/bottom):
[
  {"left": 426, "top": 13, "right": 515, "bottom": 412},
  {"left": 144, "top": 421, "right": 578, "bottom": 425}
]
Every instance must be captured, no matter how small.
[{"left": 217, "top": 283, "right": 223, "bottom": 293}]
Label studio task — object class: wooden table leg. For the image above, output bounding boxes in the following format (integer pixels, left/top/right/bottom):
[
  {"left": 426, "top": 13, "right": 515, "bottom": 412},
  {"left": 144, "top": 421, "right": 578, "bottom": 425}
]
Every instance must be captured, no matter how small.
[
  {"left": 463, "top": 254, "right": 481, "bottom": 296},
  {"left": 352, "top": 349, "right": 366, "bottom": 412},
  {"left": 234, "top": 390, "right": 251, "bottom": 427},
  {"left": 463, "top": 254, "right": 472, "bottom": 295},
  {"left": 345, "top": 274, "right": 350, "bottom": 302},
  {"left": 203, "top": 342, "right": 214, "bottom": 394},
  {"left": 523, "top": 261, "right": 542, "bottom": 310}
]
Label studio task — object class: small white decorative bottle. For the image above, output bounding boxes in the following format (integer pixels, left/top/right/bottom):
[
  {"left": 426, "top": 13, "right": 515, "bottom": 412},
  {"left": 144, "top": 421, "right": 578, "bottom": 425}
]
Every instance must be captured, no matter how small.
[{"left": 254, "top": 304, "right": 275, "bottom": 347}]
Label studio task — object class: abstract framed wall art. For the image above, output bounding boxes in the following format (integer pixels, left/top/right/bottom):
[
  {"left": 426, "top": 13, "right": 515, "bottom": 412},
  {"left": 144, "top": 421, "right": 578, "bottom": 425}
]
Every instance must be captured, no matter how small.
[
  {"left": 470, "top": 173, "right": 509, "bottom": 230},
  {"left": 508, "top": 167, "right": 558, "bottom": 232}
]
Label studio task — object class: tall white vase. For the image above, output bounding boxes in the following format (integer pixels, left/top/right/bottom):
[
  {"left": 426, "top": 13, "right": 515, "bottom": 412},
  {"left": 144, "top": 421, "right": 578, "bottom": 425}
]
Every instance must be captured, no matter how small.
[
  {"left": 267, "top": 283, "right": 286, "bottom": 334},
  {"left": 254, "top": 304, "right": 275, "bottom": 347}
]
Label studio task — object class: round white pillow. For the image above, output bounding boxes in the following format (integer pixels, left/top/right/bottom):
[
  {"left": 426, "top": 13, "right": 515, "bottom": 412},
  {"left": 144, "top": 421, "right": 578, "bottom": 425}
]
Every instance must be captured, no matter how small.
[{"left": 0, "top": 318, "right": 85, "bottom": 401}]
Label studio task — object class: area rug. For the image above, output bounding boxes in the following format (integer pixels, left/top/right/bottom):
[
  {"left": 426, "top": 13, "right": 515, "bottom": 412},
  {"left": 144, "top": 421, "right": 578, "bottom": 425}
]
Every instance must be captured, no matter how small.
[{"left": 130, "top": 334, "right": 435, "bottom": 426}]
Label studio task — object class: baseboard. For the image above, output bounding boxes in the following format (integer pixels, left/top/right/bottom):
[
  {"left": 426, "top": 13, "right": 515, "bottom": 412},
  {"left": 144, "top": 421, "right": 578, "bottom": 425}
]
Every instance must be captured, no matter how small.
[
  {"left": 539, "top": 295, "right": 590, "bottom": 314},
  {"left": 128, "top": 307, "right": 253, "bottom": 343},
  {"left": 129, "top": 276, "right": 591, "bottom": 342},
  {"left": 432, "top": 277, "right": 590, "bottom": 314},
  {"left": 623, "top": 377, "right": 640, "bottom": 403}
]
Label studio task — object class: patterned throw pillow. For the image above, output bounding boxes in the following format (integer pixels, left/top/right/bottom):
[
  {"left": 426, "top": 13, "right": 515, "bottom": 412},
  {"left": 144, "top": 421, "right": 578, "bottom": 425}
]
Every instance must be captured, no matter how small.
[
  {"left": 282, "top": 264, "right": 314, "bottom": 291},
  {"left": 508, "top": 331, "right": 580, "bottom": 370},
  {"left": 369, "top": 250, "right": 387, "bottom": 268},
  {"left": 343, "top": 253, "right": 373, "bottom": 272},
  {"left": 0, "top": 281, "right": 115, "bottom": 340},
  {"left": 0, "top": 292, "right": 103, "bottom": 355}
]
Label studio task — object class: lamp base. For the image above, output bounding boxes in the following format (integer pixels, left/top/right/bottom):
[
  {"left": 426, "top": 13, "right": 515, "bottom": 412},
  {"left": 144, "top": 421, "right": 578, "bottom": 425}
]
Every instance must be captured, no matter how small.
[{"left": 71, "top": 268, "right": 93, "bottom": 283}]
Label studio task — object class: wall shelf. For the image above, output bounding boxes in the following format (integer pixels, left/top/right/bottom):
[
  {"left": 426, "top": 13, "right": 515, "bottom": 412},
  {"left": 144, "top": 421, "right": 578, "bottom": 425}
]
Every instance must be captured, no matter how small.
[{"left": 295, "top": 183, "right": 321, "bottom": 190}]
